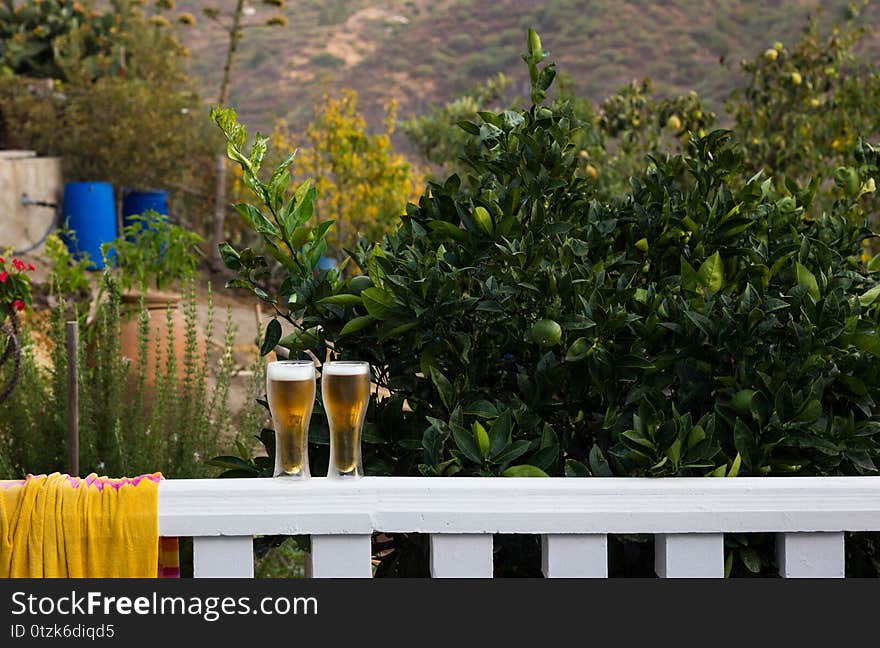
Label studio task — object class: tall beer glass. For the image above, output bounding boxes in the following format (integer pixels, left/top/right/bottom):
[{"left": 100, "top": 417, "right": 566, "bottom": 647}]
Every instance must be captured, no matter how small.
[
  {"left": 267, "top": 360, "right": 316, "bottom": 479},
  {"left": 322, "top": 361, "right": 370, "bottom": 479}
]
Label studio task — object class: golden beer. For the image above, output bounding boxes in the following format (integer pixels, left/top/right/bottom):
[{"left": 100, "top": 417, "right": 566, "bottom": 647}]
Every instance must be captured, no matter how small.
[
  {"left": 321, "top": 361, "right": 370, "bottom": 478},
  {"left": 266, "top": 360, "right": 316, "bottom": 478}
]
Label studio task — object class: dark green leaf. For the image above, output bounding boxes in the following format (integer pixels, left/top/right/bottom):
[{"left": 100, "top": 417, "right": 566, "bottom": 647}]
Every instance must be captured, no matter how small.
[
  {"left": 564, "top": 459, "right": 590, "bottom": 477},
  {"left": 565, "top": 337, "right": 591, "bottom": 362},
  {"left": 429, "top": 366, "right": 455, "bottom": 411},
  {"left": 589, "top": 445, "right": 613, "bottom": 477},
  {"left": 318, "top": 294, "right": 364, "bottom": 306},
  {"left": 492, "top": 440, "right": 532, "bottom": 466},
  {"left": 489, "top": 410, "right": 513, "bottom": 457},
  {"left": 260, "top": 319, "right": 282, "bottom": 356},
  {"left": 339, "top": 315, "right": 376, "bottom": 336},
  {"left": 451, "top": 423, "right": 483, "bottom": 464},
  {"left": 361, "top": 287, "right": 396, "bottom": 319}
]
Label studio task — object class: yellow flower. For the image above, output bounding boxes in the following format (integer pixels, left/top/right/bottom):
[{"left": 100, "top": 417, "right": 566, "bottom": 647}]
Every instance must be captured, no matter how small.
[
  {"left": 177, "top": 12, "right": 196, "bottom": 25},
  {"left": 149, "top": 14, "right": 170, "bottom": 27}
]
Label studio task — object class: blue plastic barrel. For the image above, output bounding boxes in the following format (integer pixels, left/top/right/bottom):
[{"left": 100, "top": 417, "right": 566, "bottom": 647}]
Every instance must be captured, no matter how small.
[
  {"left": 62, "top": 182, "right": 117, "bottom": 270},
  {"left": 122, "top": 190, "right": 168, "bottom": 228}
]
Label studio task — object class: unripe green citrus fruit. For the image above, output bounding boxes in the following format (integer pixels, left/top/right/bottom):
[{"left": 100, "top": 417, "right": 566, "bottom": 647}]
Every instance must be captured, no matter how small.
[
  {"left": 530, "top": 319, "right": 562, "bottom": 347},
  {"left": 348, "top": 275, "right": 373, "bottom": 294}
]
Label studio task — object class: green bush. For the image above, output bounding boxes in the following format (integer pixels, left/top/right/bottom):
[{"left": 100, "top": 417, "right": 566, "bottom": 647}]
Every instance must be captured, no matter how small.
[
  {"left": 0, "top": 0, "right": 119, "bottom": 79},
  {"left": 402, "top": 69, "right": 716, "bottom": 203},
  {"left": 215, "top": 30, "right": 880, "bottom": 576},
  {"left": 0, "top": 275, "right": 236, "bottom": 479},
  {"left": 728, "top": 16, "right": 880, "bottom": 211},
  {"left": 401, "top": 72, "right": 512, "bottom": 181},
  {"left": 102, "top": 210, "right": 203, "bottom": 293},
  {"left": 44, "top": 232, "right": 92, "bottom": 302},
  {"left": 0, "top": 0, "right": 219, "bottom": 235}
]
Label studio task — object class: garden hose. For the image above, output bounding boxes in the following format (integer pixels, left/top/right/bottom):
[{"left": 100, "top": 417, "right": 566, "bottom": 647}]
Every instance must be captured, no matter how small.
[{"left": 12, "top": 193, "right": 59, "bottom": 256}]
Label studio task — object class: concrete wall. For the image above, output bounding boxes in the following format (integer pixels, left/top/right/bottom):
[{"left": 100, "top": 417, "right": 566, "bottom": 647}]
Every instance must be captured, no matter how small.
[{"left": 0, "top": 151, "right": 62, "bottom": 254}]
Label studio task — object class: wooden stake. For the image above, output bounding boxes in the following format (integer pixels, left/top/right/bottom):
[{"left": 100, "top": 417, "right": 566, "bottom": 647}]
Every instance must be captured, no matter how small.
[{"left": 66, "top": 321, "right": 79, "bottom": 477}]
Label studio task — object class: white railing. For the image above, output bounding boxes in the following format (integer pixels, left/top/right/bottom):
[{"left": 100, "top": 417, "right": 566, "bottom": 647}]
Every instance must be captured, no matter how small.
[{"left": 158, "top": 476, "right": 880, "bottom": 578}]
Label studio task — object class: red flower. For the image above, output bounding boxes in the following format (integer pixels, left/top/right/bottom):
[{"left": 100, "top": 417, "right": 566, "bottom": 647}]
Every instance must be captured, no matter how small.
[
  {"left": 0, "top": 257, "right": 4, "bottom": 264},
  {"left": 12, "top": 258, "right": 25, "bottom": 271},
  {"left": 27, "top": 263, "right": 35, "bottom": 271},
  {"left": 13, "top": 300, "right": 24, "bottom": 312},
  {"left": 0, "top": 271, "right": 7, "bottom": 283}
]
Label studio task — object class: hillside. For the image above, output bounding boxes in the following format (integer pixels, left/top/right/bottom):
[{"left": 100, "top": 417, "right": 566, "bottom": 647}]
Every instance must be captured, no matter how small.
[{"left": 177, "top": 0, "right": 880, "bottom": 133}]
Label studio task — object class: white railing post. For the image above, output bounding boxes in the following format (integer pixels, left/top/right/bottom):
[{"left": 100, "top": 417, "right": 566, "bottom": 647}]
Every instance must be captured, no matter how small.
[
  {"left": 192, "top": 536, "right": 254, "bottom": 578},
  {"left": 541, "top": 534, "right": 608, "bottom": 578},
  {"left": 309, "top": 535, "right": 373, "bottom": 578},
  {"left": 655, "top": 533, "right": 724, "bottom": 578},
  {"left": 776, "top": 532, "right": 845, "bottom": 578},
  {"left": 430, "top": 534, "right": 493, "bottom": 578}
]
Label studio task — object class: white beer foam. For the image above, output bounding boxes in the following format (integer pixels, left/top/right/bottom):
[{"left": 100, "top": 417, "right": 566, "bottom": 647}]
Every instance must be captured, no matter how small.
[
  {"left": 322, "top": 361, "right": 370, "bottom": 376},
  {"left": 267, "top": 361, "right": 315, "bottom": 381}
]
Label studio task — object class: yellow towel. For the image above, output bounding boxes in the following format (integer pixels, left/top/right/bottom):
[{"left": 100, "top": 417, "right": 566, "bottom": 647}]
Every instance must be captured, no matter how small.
[{"left": 0, "top": 472, "right": 162, "bottom": 578}]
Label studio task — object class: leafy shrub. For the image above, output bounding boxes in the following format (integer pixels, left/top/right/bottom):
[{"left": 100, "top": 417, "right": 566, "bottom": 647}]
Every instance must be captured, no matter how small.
[
  {"left": 0, "top": 0, "right": 120, "bottom": 79},
  {"left": 215, "top": 30, "right": 880, "bottom": 575},
  {"left": 0, "top": 255, "right": 35, "bottom": 317},
  {"left": 401, "top": 72, "right": 512, "bottom": 181},
  {"left": 310, "top": 52, "right": 345, "bottom": 69},
  {"left": 44, "top": 233, "right": 91, "bottom": 301},
  {"left": 102, "top": 211, "right": 203, "bottom": 293},
  {"left": 0, "top": 0, "right": 218, "bottom": 233},
  {"left": 230, "top": 90, "right": 422, "bottom": 259},
  {"left": 402, "top": 69, "right": 715, "bottom": 203},
  {"left": 728, "top": 16, "right": 880, "bottom": 211},
  {"left": 0, "top": 275, "right": 236, "bottom": 479}
]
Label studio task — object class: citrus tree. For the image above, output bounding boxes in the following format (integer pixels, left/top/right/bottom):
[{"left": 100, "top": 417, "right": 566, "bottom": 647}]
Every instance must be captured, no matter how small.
[
  {"left": 585, "top": 78, "right": 716, "bottom": 198},
  {"left": 215, "top": 27, "right": 880, "bottom": 576},
  {"left": 401, "top": 72, "right": 511, "bottom": 181},
  {"left": 728, "top": 15, "right": 880, "bottom": 211},
  {"left": 401, "top": 69, "right": 715, "bottom": 203}
]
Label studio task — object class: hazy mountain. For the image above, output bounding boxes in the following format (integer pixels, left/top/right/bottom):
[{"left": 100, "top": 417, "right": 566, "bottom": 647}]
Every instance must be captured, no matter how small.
[{"left": 177, "top": 0, "right": 878, "bottom": 133}]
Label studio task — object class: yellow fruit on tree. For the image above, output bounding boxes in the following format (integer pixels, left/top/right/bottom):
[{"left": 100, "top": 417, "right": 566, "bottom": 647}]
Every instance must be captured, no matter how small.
[
  {"left": 763, "top": 48, "right": 778, "bottom": 61},
  {"left": 666, "top": 114, "right": 682, "bottom": 131},
  {"left": 790, "top": 71, "right": 802, "bottom": 85},
  {"left": 585, "top": 164, "right": 598, "bottom": 180}
]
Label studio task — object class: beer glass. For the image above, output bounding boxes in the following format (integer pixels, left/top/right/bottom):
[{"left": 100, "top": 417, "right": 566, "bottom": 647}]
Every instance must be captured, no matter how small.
[
  {"left": 322, "top": 361, "right": 370, "bottom": 479},
  {"left": 266, "top": 360, "right": 316, "bottom": 479}
]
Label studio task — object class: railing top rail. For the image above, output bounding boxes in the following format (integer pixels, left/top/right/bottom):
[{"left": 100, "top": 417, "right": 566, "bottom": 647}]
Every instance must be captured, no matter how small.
[{"left": 158, "top": 476, "right": 880, "bottom": 537}]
